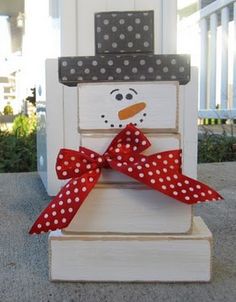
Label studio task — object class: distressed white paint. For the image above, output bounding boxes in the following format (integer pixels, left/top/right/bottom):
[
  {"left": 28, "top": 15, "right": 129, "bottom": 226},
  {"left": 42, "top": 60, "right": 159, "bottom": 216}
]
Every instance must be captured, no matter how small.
[
  {"left": 78, "top": 82, "right": 178, "bottom": 130},
  {"left": 81, "top": 133, "right": 180, "bottom": 183},
  {"left": 63, "top": 186, "right": 192, "bottom": 234},
  {"left": 49, "top": 217, "right": 212, "bottom": 282}
]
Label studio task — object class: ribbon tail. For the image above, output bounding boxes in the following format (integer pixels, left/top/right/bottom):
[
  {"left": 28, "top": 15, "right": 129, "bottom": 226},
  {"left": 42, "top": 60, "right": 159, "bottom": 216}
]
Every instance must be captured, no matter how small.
[
  {"left": 29, "top": 169, "right": 101, "bottom": 234},
  {"left": 108, "top": 156, "right": 223, "bottom": 205}
]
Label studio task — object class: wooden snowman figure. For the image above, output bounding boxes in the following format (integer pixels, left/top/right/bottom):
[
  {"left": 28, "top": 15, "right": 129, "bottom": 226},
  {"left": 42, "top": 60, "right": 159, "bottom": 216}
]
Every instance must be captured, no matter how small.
[{"left": 31, "top": 9, "right": 222, "bottom": 282}]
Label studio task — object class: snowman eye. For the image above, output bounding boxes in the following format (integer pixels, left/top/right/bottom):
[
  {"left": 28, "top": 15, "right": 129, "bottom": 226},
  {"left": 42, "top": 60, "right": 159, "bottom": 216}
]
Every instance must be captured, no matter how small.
[
  {"left": 115, "top": 93, "right": 123, "bottom": 101},
  {"left": 126, "top": 93, "right": 133, "bottom": 100}
]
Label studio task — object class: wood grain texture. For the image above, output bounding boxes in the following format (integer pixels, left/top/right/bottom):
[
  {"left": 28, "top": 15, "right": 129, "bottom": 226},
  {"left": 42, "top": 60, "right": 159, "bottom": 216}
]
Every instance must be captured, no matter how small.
[
  {"left": 62, "top": 186, "right": 192, "bottom": 234},
  {"left": 49, "top": 217, "right": 212, "bottom": 282},
  {"left": 78, "top": 82, "right": 178, "bottom": 131}
]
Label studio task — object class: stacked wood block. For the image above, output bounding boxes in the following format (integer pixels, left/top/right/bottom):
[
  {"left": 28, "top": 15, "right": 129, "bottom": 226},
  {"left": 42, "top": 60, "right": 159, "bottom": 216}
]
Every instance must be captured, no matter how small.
[
  {"left": 49, "top": 69, "right": 213, "bottom": 282},
  {"left": 40, "top": 1, "right": 213, "bottom": 282}
]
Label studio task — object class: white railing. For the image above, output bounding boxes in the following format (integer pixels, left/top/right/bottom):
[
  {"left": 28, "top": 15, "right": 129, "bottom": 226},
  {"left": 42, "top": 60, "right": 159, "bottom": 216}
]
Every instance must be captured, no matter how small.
[{"left": 179, "top": 0, "right": 236, "bottom": 120}]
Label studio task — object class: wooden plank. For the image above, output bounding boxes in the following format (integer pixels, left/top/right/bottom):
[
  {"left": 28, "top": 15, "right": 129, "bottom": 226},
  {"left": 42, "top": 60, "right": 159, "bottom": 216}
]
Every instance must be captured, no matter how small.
[
  {"left": 162, "top": 0, "right": 177, "bottom": 53},
  {"left": 179, "top": 67, "right": 198, "bottom": 179},
  {"left": 106, "top": 0, "right": 135, "bottom": 10},
  {"left": 81, "top": 133, "right": 180, "bottom": 183},
  {"left": 199, "top": 18, "right": 208, "bottom": 111},
  {"left": 209, "top": 13, "right": 217, "bottom": 110},
  {"left": 78, "top": 82, "right": 178, "bottom": 131},
  {"left": 134, "top": 0, "right": 162, "bottom": 53},
  {"left": 63, "top": 186, "right": 192, "bottom": 234},
  {"left": 40, "top": 59, "right": 65, "bottom": 196},
  {"left": 60, "top": 0, "right": 77, "bottom": 55},
  {"left": 221, "top": 6, "right": 229, "bottom": 109},
  {"left": 199, "top": 0, "right": 234, "bottom": 21},
  {"left": 76, "top": 0, "right": 107, "bottom": 56},
  {"left": 49, "top": 217, "right": 212, "bottom": 282}
]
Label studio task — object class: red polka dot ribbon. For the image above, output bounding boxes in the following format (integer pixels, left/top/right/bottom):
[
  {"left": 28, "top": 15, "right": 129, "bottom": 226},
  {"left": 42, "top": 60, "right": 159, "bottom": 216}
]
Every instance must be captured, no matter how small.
[{"left": 29, "top": 124, "right": 223, "bottom": 234}]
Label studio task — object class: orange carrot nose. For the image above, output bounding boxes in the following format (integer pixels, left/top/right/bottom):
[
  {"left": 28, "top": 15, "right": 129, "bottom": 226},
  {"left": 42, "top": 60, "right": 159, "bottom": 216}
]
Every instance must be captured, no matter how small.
[{"left": 118, "top": 102, "right": 146, "bottom": 120}]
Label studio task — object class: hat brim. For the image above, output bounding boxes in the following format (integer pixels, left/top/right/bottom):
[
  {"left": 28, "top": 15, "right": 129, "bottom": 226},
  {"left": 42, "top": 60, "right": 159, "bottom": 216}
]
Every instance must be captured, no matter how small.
[{"left": 58, "top": 54, "right": 191, "bottom": 87}]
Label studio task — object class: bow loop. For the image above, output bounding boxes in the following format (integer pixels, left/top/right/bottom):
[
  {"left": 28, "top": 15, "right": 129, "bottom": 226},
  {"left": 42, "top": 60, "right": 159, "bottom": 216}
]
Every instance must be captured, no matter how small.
[{"left": 56, "top": 148, "right": 99, "bottom": 179}]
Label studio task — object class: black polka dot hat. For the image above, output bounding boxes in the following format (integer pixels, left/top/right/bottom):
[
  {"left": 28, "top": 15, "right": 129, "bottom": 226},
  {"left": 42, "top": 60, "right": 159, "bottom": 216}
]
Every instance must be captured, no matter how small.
[{"left": 59, "top": 10, "right": 191, "bottom": 86}]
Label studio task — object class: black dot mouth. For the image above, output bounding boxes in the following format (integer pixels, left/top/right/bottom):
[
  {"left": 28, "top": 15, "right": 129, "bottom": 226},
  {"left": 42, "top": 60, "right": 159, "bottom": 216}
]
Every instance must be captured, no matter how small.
[{"left": 100, "top": 112, "right": 147, "bottom": 128}]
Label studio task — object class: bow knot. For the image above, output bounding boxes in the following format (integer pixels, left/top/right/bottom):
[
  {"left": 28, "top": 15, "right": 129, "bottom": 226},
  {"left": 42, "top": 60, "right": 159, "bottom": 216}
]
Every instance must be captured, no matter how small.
[{"left": 30, "top": 124, "right": 223, "bottom": 234}]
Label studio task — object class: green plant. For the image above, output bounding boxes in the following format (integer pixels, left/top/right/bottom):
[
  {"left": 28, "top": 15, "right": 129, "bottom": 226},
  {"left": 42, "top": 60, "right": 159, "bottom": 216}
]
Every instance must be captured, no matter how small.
[
  {"left": 12, "top": 114, "right": 36, "bottom": 137},
  {"left": 198, "top": 130, "right": 236, "bottom": 163},
  {"left": 3, "top": 104, "right": 13, "bottom": 115},
  {"left": 0, "top": 129, "right": 37, "bottom": 172}
]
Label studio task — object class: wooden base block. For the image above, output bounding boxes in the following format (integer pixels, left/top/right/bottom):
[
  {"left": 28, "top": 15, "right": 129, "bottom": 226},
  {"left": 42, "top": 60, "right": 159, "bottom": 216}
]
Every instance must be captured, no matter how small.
[
  {"left": 63, "top": 186, "right": 192, "bottom": 234},
  {"left": 49, "top": 217, "right": 212, "bottom": 282}
]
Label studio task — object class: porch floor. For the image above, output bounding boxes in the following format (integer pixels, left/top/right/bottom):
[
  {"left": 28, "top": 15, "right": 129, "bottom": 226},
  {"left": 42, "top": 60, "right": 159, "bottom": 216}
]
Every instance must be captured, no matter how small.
[{"left": 0, "top": 162, "right": 236, "bottom": 302}]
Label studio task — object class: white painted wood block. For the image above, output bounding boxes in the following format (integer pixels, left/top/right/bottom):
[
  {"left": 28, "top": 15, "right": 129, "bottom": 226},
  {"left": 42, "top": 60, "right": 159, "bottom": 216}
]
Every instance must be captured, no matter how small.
[
  {"left": 81, "top": 133, "right": 180, "bottom": 183},
  {"left": 63, "top": 185, "right": 192, "bottom": 234},
  {"left": 78, "top": 82, "right": 178, "bottom": 131},
  {"left": 49, "top": 217, "right": 212, "bottom": 282}
]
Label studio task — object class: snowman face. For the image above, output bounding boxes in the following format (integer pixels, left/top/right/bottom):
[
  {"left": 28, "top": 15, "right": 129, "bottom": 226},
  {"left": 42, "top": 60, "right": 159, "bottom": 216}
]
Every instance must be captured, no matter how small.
[
  {"left": 100, "top": 87, "right": 147, "bottom": 128},
  {"left": 78, "top": 82, "right": 178, "bottom": 131}
]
